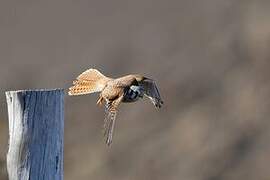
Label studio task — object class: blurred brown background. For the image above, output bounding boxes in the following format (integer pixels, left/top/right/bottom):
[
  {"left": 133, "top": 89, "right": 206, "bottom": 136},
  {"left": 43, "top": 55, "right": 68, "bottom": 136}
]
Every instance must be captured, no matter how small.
[{"left": 1, "top": 0, "right": 270, "bottom": 180}]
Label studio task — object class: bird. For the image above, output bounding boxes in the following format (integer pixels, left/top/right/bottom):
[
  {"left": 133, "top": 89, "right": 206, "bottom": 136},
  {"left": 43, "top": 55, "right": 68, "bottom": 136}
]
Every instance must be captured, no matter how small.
[{"left": 68, "top": 68, "right": 163, "bottom": 146}]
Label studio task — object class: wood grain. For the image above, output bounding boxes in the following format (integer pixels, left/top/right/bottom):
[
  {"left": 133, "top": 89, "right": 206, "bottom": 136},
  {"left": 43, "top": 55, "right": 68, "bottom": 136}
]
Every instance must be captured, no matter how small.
[{"left": 5, "top": 89, "right": 64, "bottom": 180}]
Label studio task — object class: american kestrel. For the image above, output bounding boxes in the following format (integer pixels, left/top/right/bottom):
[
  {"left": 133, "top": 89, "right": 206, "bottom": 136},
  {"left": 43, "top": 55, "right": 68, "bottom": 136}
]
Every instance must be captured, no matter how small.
[{"left": 68, "top": 68, "right": 163, "bottom": 145}]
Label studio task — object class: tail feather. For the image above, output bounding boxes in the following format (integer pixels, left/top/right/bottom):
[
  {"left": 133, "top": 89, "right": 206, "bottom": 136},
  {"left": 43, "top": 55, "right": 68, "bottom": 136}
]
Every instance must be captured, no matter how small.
[{"left": 68, "top": 69, "right": 111, "bottom": 96}]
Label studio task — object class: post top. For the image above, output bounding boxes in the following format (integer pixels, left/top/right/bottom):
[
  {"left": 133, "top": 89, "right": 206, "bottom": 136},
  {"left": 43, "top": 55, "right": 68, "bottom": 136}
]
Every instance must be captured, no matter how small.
[{"left": 5, "top": 88, "right": 64, "bottom": 94}]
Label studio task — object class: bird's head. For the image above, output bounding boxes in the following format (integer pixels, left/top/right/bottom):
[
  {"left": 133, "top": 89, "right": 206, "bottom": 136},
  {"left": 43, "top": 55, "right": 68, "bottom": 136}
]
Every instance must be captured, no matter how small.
[{"left": 130, "top": 85, "right": 144, "bottom": 98}]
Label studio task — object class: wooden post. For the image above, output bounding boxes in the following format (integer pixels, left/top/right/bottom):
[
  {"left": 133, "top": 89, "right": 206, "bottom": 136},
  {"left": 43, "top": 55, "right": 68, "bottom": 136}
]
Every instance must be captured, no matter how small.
[{"left": 5, "top": 89, "right": 64, "bottom": 180}]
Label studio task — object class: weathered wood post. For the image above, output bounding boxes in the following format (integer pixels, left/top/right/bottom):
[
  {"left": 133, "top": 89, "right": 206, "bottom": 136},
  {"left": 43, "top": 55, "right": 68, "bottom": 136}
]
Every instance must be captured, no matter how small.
[{"left": 5, "top": 89, "right": 64, "bottom": 180}]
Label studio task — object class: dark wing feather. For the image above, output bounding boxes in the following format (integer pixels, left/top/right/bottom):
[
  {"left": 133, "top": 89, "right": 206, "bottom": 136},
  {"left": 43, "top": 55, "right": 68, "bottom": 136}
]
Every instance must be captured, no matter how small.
[
  {"left": 103, "top": 95, "right": 123, "bottom": 146},
  {"left": 139, "top": 78, "right": 163, "bottom": 108}
]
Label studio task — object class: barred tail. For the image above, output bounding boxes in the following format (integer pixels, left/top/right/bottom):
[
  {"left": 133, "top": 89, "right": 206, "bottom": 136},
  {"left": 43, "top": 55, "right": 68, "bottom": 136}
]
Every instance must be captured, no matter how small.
[{"left": 68, "top": 69, "right": 111, "bottom": 96}]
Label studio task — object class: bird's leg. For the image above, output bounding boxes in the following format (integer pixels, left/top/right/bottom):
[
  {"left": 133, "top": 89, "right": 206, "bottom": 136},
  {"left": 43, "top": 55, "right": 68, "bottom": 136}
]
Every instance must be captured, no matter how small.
[{"left": 96, "top": 95, "right": 105, "bottom": 106}]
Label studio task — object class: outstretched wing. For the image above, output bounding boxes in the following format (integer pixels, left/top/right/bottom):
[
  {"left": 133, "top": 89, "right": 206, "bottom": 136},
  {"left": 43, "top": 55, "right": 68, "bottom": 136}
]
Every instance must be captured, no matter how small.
[
  {"left": 68, "top": 69, "right": 111, "bottom": 95},
  {"left": 103, "top": 94, "right": 123, "bottom": 146},
  {"left": 139, "top": 78, "right": 163, "bottom": 108}
]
